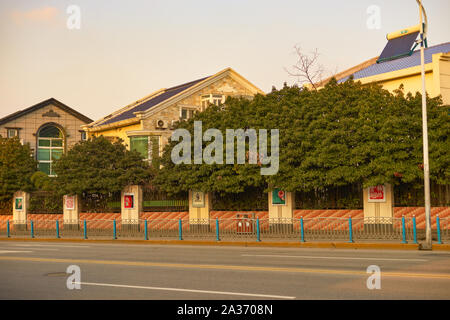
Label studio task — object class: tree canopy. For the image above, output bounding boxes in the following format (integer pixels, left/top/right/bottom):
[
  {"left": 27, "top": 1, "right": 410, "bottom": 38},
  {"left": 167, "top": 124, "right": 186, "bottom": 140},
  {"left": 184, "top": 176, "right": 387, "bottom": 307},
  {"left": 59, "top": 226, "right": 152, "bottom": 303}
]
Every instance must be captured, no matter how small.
[
  {"left": 154, "top": 79, "right": 449, "bottom": 194},
  {"left": 53, "top": 136, "right": 154, "bottom": 195},
  {"left": 0, "top": 136, "right": 37, "bottom": 202}
]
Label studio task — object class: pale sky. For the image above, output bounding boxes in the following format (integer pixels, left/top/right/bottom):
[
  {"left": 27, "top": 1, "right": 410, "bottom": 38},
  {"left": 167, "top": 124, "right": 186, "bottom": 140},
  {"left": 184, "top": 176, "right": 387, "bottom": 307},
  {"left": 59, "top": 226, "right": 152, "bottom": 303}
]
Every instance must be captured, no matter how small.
[{"left": 1, "top": 0, "right": 449, "bottom": 121}]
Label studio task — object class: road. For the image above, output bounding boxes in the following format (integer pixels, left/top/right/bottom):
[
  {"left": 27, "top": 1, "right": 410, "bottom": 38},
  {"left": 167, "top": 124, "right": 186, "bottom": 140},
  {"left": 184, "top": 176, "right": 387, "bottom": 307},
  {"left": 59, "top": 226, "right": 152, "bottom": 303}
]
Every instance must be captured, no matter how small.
[{"left": 0, "top": 240, "right": 449, "bottom": 300}]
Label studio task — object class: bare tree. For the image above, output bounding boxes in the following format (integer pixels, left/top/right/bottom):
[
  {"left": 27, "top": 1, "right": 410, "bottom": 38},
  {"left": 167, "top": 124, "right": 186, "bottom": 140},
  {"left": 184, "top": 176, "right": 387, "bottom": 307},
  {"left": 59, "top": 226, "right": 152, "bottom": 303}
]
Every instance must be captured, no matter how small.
[{"left": 285, "top": 45, "right": 325, "bottom": 90}]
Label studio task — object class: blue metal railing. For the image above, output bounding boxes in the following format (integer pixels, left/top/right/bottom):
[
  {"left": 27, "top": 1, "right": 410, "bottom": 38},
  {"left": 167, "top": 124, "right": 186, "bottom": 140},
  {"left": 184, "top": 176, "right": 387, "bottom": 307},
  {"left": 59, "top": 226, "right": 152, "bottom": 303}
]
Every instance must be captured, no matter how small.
[{"left": 1, "top": 216, "right": 444, "bottom": 244}]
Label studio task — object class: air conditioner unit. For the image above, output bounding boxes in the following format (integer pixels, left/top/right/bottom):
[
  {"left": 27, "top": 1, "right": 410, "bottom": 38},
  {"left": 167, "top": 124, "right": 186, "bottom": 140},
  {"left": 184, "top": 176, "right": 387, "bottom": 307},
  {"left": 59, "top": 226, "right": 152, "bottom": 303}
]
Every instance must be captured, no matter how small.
[{"left": 155, "top": 119, "right": 168, "bottom": 129}]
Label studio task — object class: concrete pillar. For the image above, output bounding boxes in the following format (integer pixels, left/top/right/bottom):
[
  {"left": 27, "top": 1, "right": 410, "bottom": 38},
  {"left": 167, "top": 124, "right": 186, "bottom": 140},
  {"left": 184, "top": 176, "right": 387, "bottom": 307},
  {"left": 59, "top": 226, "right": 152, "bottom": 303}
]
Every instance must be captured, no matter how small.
[
  {"left": 13, "top": 191, "right": 29, "bottom": 230},
  {"left": 63, "top": 195, "right": 80, "bottom": 230},
  {"left": 121, "top": 185, "right": 142, "bottom": 231},
  {"left": 363, "top": 184, "right": 394, "bottom": 230},
  {"left": 268, "top": 189, "right": 295, "bottom": 232},
  {"left": 189, "top": 191, "right": 211, "bottom": 231}
]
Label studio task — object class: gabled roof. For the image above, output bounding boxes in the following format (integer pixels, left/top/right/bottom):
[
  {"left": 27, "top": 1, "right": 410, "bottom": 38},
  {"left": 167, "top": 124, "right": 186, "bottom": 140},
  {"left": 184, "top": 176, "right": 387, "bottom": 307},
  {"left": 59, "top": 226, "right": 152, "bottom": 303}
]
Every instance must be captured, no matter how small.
[
  {"left": 88, "top": 67, "right": 264, "bottom": 129},
  {"left": 337, "top": 42, "right": 450, "bottom": 83},
  {"left": 98, "top": 77, "right": 209, "bottom": 127},
  {"left": 0, "top": 98, "right": 93, "bottom": 125}
]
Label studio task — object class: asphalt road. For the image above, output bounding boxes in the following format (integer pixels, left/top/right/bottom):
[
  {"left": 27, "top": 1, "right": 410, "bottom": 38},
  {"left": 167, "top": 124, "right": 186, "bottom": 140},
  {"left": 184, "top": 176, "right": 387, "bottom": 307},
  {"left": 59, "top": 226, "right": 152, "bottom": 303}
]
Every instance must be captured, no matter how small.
[{"left": 0, "top": 240, "right": 449, "bottom": 300}]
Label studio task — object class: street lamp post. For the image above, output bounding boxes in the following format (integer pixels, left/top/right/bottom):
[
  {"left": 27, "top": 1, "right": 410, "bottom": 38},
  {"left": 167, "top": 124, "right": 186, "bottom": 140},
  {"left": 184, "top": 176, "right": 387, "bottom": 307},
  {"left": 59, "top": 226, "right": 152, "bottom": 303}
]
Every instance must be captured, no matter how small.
[{"left": 416, "top": 0, "right": 432, "bottom": 249}]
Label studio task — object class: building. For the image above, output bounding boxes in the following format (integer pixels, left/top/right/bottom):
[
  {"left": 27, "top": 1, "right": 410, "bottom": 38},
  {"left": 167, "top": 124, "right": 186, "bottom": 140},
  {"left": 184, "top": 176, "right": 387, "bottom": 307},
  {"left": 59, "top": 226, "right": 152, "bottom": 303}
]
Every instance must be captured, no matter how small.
[
  {"left": 0, "top": 98, "right": 93, "bottom": 176},
  {"left": 319, "top": 42, "right": 450, "bottom": 105},
  {"left": 84, "top": 67, "right": 264, "bottom": 163}
]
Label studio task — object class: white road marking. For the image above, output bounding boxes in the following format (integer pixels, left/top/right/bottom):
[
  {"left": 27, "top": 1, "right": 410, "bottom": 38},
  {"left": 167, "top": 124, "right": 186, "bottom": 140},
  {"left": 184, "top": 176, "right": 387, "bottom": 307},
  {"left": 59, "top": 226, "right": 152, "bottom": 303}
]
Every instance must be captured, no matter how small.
[
  {"left": 76, "top": 282, "right": 296, "bottom": 299},
  {"left": 0, "top": 250, "right": 33, "bottom": 254},
  {"left": 241, "top": 254, "right": 427, "bottom": 262}
]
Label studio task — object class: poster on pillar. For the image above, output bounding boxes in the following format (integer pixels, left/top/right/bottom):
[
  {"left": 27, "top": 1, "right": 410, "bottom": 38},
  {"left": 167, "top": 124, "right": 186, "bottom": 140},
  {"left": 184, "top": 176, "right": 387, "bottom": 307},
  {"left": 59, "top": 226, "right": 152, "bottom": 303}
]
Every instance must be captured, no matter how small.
[
  {"left": 124, "top": 194, "right": 135, "bottom": 209},
  {"left": 272, "top": 189, "right": 286, "bottom": 205},
  {"left": 192, "top": 191, "right": 205, "bottom": 208},
  {"left": 15, "top": 197, "right": 23, "bottom": 211},
  {"left": 65, "top": 195, "right": 75, "bottom": 210},
  {"left": 368, "top": 185, "right": 386, "bottom": 203}
]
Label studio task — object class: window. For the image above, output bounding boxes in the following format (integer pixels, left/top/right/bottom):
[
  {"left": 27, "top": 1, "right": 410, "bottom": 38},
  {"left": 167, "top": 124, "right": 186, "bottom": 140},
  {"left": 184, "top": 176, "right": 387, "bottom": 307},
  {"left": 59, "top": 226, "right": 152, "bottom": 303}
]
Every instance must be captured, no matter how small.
[
  {"left": 201, "top": 94, "right": 225, "bottom": 110},
  {"left": 37, "top": 125, "right": 64, "bottom": 176},
  {"left": 130, "top": 136, "right": 160, "bottom": 164},
  {"left": 81, "top": 132, "right": 87, "bottom": 141},
  {"left": 181, "top": 108, "right": 195, "bottom": 120},
  {"left": 7, "top": 129, "right": 18, "bottom": 138}
]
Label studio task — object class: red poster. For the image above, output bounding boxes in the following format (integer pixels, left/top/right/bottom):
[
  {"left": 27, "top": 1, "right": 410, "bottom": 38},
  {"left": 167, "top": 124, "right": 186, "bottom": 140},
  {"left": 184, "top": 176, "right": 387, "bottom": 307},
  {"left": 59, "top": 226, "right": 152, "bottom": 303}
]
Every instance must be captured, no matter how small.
[
  {"left": 368, "top": 185, "right": 385, "bottom": 202},
  {"left": 124, "top": 194, "right": 134, "bottom": 209},
  {"left": 65, "top": 196, "right": 75, "bottom": 210}
]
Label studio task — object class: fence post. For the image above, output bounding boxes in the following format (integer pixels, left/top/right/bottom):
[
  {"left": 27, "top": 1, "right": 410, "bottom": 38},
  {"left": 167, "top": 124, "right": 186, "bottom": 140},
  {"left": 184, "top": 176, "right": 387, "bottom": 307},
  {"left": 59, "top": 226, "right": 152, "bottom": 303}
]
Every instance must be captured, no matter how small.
[
  {"left": 7, "top": 220, "right": 10, "bottom": 238},
  {"left": 412, "top": 215, "right": 417, "bottom": 244},
  {"left": 113, "top": 219, "right": 117, "bottom": 240},
  {"left": 144, "top": 219, "right": 148, "bottom": 240},
  {"left": 256, "top": 218, "right": 261, "bottom": 242},
  {"left": 56, "top": 220, "right": 60, "bottom": 239},
  {"left": 348, "top": 216, "right": 353, "bottom": 243},
  {"left": 437, "top": 215, "right": 442, "bottom": 244},
  {"left": 401, "top": 216, "right": 407, "bottom": 244},
  {"left": 216, "top": 218, "right": 220, "bottom": 241},
  {"left": 300, "top": 217, "right": 305, "bottom": 242},
  {"left": 83, "top": 219, "right": 87, "bottom": 240},
  {"left": 30, "top": 220, "right": 34, "bottom": 239},
  {"left": 178, "top": 219, "right": 183, "bottom": 241}
]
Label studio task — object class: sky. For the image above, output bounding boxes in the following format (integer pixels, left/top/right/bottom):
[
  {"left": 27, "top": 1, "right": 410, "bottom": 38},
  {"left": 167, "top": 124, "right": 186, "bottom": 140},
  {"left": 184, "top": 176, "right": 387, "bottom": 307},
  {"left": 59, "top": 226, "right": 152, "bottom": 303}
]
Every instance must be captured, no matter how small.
[{"left": 0, "top": 0, "right": 449, "bottom": 121}]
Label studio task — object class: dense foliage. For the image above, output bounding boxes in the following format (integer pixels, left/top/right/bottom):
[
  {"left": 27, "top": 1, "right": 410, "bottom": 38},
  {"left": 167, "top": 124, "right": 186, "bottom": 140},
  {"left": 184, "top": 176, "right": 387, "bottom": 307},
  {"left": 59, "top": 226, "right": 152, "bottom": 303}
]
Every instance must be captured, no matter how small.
[
  {"left": 53, "top": 136, "right": 154, "bottom": 195},
  {"left": 0, "top": 136, "right": 37, "bottom": 202},
  {"left": 154, "top": 79, "right": 449, "bottom": 194}
]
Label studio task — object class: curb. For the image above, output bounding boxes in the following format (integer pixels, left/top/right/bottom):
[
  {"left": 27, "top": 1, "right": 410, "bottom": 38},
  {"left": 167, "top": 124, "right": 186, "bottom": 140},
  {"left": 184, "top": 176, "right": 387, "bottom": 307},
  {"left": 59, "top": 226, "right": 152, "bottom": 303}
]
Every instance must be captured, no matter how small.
[{"left": 1, "top": 237, "right": 449, "bottom": 251}]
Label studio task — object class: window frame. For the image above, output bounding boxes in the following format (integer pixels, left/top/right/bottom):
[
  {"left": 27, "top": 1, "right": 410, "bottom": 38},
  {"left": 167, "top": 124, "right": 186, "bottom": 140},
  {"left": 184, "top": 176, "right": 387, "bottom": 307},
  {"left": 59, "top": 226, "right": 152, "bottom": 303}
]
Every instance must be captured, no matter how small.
[
  {"left": 200, "top": 94, "right": 225, "bottom": 111},
  {"left": 130, "top": 135, "right": 161, "bottom": 164},
  {"left": 7, "top": 128, "right": 19, "bottom": 138},
  {"left": 36, "top": 124, "right": 64, "bottom": 177}
]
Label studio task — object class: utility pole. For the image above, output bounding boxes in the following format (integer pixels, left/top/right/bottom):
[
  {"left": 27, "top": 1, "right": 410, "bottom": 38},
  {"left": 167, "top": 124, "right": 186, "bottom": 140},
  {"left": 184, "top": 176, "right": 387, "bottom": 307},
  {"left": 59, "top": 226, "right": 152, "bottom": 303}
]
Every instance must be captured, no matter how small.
[{"left": 416, "top": 0, "right": 432, "bottom": 249}]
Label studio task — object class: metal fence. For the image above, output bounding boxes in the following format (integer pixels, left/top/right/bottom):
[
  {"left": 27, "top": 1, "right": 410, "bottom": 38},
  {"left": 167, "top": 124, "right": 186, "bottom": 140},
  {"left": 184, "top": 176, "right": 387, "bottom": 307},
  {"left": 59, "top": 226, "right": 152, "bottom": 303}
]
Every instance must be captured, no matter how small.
[{"left": 1, "top": 216, "right": 449, "bottom": 243}]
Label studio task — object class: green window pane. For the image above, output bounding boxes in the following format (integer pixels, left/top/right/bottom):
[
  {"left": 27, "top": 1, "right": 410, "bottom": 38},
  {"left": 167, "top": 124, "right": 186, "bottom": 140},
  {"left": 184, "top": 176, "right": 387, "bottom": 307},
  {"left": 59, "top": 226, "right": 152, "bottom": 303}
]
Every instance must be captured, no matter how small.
[
  {"left": 51, "top": 150, "right": 63, "bottom": 160},
  {"left": 50, "top": 165, "right": 56, "bottom": 176},
  {"left": 38, "top": 139, "right": 51, "bottom": 147},
  {"left": 181, "top": 109, "right": 188, "bottom": 120},
  {"left": 38, "top": 162, "right": 50, "bottom": 175},
  {"left": 51, "top": 139, "right": 63, "bottom": 147},
  {"left": 37, "top": 149, "right": 50, "bottom": 161},
  {"left": 150, "top": 136, "right": 160, "bottom": 158},
  {"left": 130, "top": 136, "right": 149, "bottom": 159}
]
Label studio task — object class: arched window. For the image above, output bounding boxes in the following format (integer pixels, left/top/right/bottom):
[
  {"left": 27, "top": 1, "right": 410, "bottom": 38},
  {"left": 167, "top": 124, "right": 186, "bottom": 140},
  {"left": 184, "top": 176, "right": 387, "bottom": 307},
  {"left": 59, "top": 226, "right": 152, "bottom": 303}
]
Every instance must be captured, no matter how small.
[{"left": 37, "top": 125, "right": 64, "bottom": 176}]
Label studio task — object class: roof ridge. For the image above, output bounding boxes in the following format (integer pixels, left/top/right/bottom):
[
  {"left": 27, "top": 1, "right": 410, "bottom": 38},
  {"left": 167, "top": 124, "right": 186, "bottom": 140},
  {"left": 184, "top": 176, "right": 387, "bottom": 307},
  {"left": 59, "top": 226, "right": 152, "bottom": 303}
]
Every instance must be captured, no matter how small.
[
  {"left": 165, "top": 76, "right": 210, "bottom": 91},
  {"left": 0, "top": 98, "right": 92, "bottom": 125}
]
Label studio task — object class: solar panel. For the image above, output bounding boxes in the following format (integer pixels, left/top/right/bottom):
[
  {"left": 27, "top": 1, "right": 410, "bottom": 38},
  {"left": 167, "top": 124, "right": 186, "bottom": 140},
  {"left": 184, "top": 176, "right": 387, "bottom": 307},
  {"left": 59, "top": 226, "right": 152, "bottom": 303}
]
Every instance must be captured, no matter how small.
[{"left": 377, "top": 31, "right": 419, "bottom": 63}]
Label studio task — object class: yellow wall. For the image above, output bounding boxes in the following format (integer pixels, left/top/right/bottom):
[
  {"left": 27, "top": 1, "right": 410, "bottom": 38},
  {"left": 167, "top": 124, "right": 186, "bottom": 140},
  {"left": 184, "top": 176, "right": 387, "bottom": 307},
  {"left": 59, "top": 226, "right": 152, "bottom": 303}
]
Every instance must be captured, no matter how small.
[
  {"left": 357, "top": 53, "right": 450, "bottom": 105},
  {"left": 88, "top": 122, "right": 142, "bottom": 150}
]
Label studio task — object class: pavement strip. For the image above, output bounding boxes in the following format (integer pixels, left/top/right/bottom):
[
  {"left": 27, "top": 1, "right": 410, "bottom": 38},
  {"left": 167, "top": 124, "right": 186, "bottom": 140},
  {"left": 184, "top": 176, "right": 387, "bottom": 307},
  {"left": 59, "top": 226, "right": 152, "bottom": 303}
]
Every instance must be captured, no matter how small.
[
  {"left": 0, "top": 247, "right": 58, "bottom": 251},
  {"left": 8, "top": 244, "right": 90, "bottom": 248},
  {"left": 75, "top": 282, "right": 296, "bottom": 299},
  {"left": 0, "top": 250, "right": 33, "bottom": 254},
  {"left": 241, "top": 254, "right": 428, "bottom": 262}
]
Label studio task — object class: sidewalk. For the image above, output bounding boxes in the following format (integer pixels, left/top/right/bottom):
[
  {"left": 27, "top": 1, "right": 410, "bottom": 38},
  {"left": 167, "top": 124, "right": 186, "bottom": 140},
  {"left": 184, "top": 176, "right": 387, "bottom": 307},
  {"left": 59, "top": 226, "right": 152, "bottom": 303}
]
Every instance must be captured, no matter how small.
[{"left": 1, "top": 236, "right": 449, "bottom": 251}]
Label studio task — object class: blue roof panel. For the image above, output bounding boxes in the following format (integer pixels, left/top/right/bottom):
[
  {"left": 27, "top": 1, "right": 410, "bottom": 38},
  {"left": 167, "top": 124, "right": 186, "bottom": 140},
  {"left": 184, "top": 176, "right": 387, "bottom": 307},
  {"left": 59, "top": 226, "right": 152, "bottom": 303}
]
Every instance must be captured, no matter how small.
[
  {"left": 339, "top": 42, "right": 450, "bottom": 83},
  {"left": 100, "top": 76, "right": 209, "bottom": 126}
]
